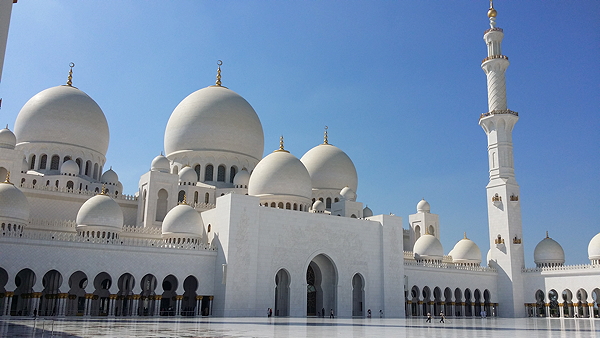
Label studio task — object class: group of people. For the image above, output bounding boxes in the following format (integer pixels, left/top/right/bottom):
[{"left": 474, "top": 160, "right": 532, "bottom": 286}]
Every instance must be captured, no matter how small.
[
  {"left": 425, "top": 312, "right": 446, "bottom": 323},
  {"left": 366, "top": 309, "right": 384, "bottom": 318}
]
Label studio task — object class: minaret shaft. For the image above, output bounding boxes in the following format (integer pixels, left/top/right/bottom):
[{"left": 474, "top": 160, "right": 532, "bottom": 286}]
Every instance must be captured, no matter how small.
[{"left": 479, "top": 5, "right": 525, "bottom": 318}]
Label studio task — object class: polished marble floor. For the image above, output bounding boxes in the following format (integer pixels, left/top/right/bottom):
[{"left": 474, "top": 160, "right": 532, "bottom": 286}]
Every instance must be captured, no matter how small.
[{"left": 0, "top": 316, "right": 598, "bottom": 338}]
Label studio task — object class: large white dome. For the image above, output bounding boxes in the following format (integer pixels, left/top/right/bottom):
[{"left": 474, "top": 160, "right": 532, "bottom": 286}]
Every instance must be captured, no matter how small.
[
  {"left": 76, "top": 193, "right": 123, "bottom": 230},
  {"left": 14, "top": 85, "right": 109, "bottom": 156},
  {"left": 248, "top": 149, "right": 312, "bottom": 200},
  {"left": 162, "top": 204, "right": 203, "bottom": 239},
  {"left": 588, "top": 233, "right": 600, "bottom": 263},
  {"left": 449, "top": 235, "right": 482, "bottom": 265},
  {"left": 164, "top": 86, "right": 264, "bottom": 161},
  {"left": 300, "top": 143, "right": 358, "bottom": 192},
  {"left": 413, "top": 234, "right": 443, "bottom": 261},
  {"left": 533, "top": 235, "right": 565, "bottom": 267},
  {"left": 0, "top": 181, "right": 30, "bottom": 224}
]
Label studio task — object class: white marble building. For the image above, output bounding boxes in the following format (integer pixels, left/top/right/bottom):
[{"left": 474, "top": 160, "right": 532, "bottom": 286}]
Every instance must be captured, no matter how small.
[{"left": 0, "top": 1, "right": 598, "bottom": 319}]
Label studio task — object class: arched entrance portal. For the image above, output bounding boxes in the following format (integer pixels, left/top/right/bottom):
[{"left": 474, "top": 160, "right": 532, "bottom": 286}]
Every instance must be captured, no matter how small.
[
  {"left": 352, "top": 274, "right": 364, "bottom": 317},
  {"left": 274, "top": 269, "right": 290, "bottom": 317},
  {"left": 306, "top": 254, "right": 337, "bottom": 317}
]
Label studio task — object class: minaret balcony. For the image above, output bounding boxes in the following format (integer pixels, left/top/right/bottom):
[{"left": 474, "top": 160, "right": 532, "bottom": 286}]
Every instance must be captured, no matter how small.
[
  {"left": 482, "top": 54, "right": 508, "bottom": 64},
  {"left": 479, "top": 109, "right": 518, "bottom": 120},
  {"left": 484, "top": 27, "right": 504, "bottom": 34}
]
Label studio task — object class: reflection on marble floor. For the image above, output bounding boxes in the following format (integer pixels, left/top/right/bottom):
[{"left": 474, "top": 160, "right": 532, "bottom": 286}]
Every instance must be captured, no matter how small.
[{"left": 0, "top": 317, "right": 598, "bottom": 338}]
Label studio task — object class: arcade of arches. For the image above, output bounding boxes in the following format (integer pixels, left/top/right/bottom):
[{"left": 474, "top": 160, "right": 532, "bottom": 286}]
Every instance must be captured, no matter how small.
[
  {"left": 0, "top": 268, "right": 213, "bottom": 317},
  {"left": 526, "top": 288, "right": 600, "bottom": 318},
  {"left": 406, "top": 285, "right": 497, "bottom": 318}
]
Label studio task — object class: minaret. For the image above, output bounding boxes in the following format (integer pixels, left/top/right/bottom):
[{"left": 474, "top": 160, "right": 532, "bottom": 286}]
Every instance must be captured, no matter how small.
[{"left": 478, "top": 2, "right": 525, "bottom": 318}]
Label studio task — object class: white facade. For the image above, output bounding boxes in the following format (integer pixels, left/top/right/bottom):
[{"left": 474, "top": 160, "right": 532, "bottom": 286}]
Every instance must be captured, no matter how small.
[{"left": 0, "top": 4, "right": 598, "bottom": 319}]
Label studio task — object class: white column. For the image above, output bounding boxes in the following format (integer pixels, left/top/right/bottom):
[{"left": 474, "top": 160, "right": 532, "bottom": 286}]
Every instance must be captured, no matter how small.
[
  {"left": 3, "top": 293, "right": 13, "bottom": 316},
  {"left": 132, "top": 296, "right": 139, "bottom": 317}
]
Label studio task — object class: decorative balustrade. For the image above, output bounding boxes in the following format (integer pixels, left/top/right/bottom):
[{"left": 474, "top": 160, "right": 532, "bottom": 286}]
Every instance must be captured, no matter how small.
[
  {"left": 0, "top": 228, "right": 216, "bottom": 252},
  {"left": 484, "top": 27, "right": 503, "bottom": 34},
  {"left": 404, "top": 260, "right": 496, "bottom": 272},
  {"left": 481, "top": 54, "right": 508, "bottom": 63},
  {"left": 522, "top": 264, "right": 599, "bottom": 273},
  {"left": 121, "top": 224, "right": 162, "bottom": 235},
  {"left": 480, "top": 109, "right": 519, "bottom": 120},
  {"left": 19, "top": 183, "right": 137, "bottom": 201},
  {"left": 29, "top": 219, "right": 77, "bottom": 230}
]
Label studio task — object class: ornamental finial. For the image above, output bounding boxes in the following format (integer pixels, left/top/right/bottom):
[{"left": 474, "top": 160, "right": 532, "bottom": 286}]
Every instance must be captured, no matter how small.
[
  {"left": 464, "top": 232, "right": 468, "bottom": 240},
  {"left": 488, "top": 1, "right": 497, "bottom": 27},
  {"left": 324, "top": 126, "right": 329, "bottom": 144},
  {"left": 3, "top": 171, "right": 11, "bottom": 184},
  {"left": 274, "top": 135, "right": 289, "bottom": 153},
  {"left": 180, "top": 194, "right": 188, "bottom": 205},
  {"left": 545, "top": 231, "right": 549, "bottom": 238},
  {"left": 100, "top": 184, "right": 107, "bottom": 195},
  {"left": 66, "top": 62, "right": 75, "bottom": 86},
  {"left": 215, "top": 60, "right": 223, "bottom": 86}
]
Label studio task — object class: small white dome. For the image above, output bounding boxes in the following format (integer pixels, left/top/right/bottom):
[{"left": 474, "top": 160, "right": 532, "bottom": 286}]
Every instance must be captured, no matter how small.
[
  {"left": 417, "top": 199, "right": 430, "bottom": 213},
  {"left": 164, "top": 86, "right": 264, "bottom": 161},
  {"left": 0, "top": 127, "right": 16, "bottom": 149},
  {"left": 60, "top": 160, "right": 79, "bottom": 176},
  {"left": 450, "top": 236, "right": 482, "bottom": 264},
  {"left": 413, "top": 234, "right": 443, "bottom": 261},
  {"left": 14, "top": 85, "right": 110, "bottom": 157},
  {"left": 100, "top": 168, "right": 119, "bottom": 185},
  {"left": 300, "top": 143, "right": 358, "bottom": 193},
  {"left": 76, "top": 193, "right": 123, "bottom": 230},
  {"left": 363, "top": 206, "right": 373, "bottom": 217},
  {"left": 248, "top": 149, "right": 312, "bottom": 200},
  {"left": 312, "top": 200, "right": 325, "bottom": 212},
  {"left": 340, "top": 186, "right": 356, "bottom": 201},
  {"left": 588, "top": 233, "right": 600, "bottom": 262},
  {"left": 0, "top": 181, "right": 30, "bottom": 224},
  {"left": 162, "top": 204, "right": 203, "bottom": 238},
  {"left": 151, "top": 154, "right": 170, "bottom": 173},
  {"left": 533, "top": 235, "right": 565, "bottom": 266},
  {"left": 178, "top": 166, "right": 198, "bottom": 184},
  {"left": 233, "top": 168, "right": 250, "bottom": 187}
]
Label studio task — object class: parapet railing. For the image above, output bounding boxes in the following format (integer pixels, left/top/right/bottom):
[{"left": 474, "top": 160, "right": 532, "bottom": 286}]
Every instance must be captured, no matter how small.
[
  {"left": 0, "top": 228, "right": 216, "bottom": 252},
  {"left": 522, "top": 264, "right": 599, "bottom": 273},
  {"left": 19, "top": 183, "right": 137, "bottom": 201},
  {"left": 404, "top": 260, "right": 497, "bottom": 272}
]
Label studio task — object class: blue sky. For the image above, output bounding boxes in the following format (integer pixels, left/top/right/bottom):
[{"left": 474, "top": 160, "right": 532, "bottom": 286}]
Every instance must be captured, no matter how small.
[{"left": 1, "top": 1, "right": 598, "bottom": 266}]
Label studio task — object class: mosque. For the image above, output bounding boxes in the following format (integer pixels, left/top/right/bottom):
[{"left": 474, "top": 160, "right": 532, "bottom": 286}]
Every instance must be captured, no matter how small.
[{"left": 0, "top": 2, "right": 598, "bottom": 319}]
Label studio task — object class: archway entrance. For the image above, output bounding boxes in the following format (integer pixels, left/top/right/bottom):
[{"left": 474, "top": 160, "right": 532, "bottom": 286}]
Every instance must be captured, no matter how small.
[
  {"left": 275, "top": 269, "right": 290, "bottom": 317},
  {"left": 352, "top": 274, "right": 364, "bottom": 317},
  {"left": 306, "top": 254, "right": 337, "bottom": 317}
]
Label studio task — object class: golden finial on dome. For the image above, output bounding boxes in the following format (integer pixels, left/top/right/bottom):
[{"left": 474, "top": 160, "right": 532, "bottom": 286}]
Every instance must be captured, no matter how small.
[
  {"left": 323, "top": 126, "right": 329, "bottom": 145},
  {"left": 274, "top": 135, "right": 289, "bottom": 153},
  {"left": 99, "top": 184, "right": 107, "bottom": 195},
  {"left": 180, "top": 194, "right": 188, "bottom": 205},
  {"left": 66, "top": 62, "right": 75, "bottom": 86},
  {"left": 3, "top": 171, "right": 11, "bottom": 184},
  {"left": 464, "top": 232, "right": 468, "bottom": 240},
  {"left": 487, "top": 0, "right": 497, "bottom": 18},
  {"left": 546, "top": 231, "right": 549, "bottom": 238},
  {"left": 215, "top": 60, "right": 223, "bottom": 86}
]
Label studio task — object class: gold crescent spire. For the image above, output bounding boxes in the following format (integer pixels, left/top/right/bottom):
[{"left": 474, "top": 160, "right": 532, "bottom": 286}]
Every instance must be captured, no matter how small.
[
  {"left": 66, "top": 62, "right": 75, "bottom": 86},
  {"left": 180, "top": 194, "right": 188, "bottom": 205},
  {"left": 216, "top": 60, "right": 223, "bottom": 86},
  {"left": 545, "top": 231, "right": 549, "bottom": 238},
  {"left": 99, "top": 184, "right": 107, "bottom": 195},
  {"left": 488, "top": 0, "right": 497, "bottom": 18},
  {"left": 464, "top": 232, "right": 468, "bottom": 240},
  {"left": 324, "top": 126, "right": 329, "bottom": 145}
]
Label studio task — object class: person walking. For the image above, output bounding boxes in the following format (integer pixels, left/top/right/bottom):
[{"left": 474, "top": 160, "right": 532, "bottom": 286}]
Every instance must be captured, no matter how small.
[
  {"left": 426, "top": 312, "right": 432, "bottom": 323},
  {"left": 330, "top": 309, "right": 334, "bottom": 319},
  {"left": 439, "top": 312, "right": 445, "bottom": 323},
  {"left": 367, "top": 309, "right": 371, "bottom": 318}
]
